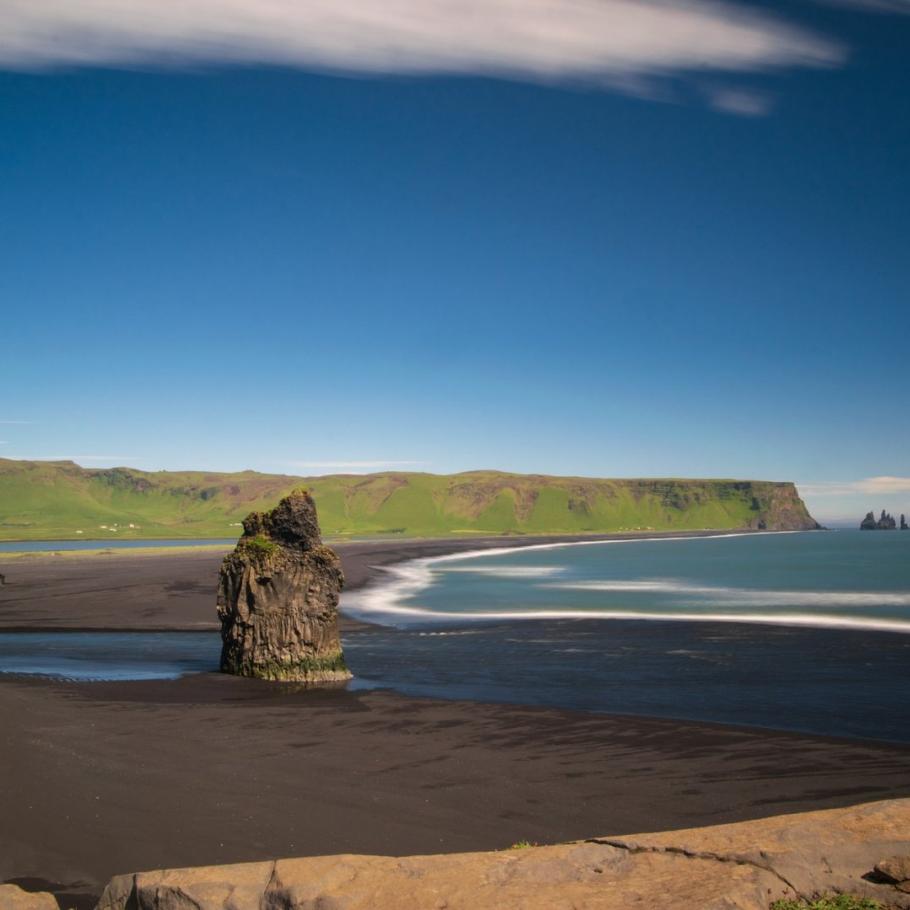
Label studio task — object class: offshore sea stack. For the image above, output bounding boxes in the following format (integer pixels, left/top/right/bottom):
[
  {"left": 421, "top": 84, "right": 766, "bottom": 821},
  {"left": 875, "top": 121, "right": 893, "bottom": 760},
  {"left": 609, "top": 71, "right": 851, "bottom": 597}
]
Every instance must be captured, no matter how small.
[
  {"left": 216, "top": 489, "right": 350, "bottom": 683},
  {"left": 861, "top": 510, "right": 898, "bottom": 530}
]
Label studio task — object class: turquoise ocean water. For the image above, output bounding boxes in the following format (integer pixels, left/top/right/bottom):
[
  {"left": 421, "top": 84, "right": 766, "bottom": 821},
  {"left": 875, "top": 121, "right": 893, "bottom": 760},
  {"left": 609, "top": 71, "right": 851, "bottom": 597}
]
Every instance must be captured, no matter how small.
[{"left": 344, "top": 530, "right": 910, "bottom": 630}]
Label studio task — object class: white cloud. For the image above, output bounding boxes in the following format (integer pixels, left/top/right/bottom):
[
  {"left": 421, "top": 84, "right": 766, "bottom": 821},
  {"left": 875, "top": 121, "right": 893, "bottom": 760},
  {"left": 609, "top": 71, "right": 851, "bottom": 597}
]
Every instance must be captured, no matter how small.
[
  {"left": 7, "top": 455, "right": 139, "bottom": 462},
  {"left": 705, "top": 86, "right": 774, "bottom": 116},
  {"left": 287, "top": 459, "right": 426, "bottom": 472},
  {"left": 799, "top": 476, "right": 910, "bottom": 496},
  {"left": 0, "top": 0, "right": 845, "bottom": 102}
]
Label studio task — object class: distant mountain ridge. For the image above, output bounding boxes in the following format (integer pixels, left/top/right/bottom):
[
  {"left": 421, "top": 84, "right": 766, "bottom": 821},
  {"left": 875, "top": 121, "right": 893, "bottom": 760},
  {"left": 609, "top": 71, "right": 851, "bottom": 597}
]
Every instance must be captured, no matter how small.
[{"left": 0, "top": 458, "right": 819, "bottom": 540}]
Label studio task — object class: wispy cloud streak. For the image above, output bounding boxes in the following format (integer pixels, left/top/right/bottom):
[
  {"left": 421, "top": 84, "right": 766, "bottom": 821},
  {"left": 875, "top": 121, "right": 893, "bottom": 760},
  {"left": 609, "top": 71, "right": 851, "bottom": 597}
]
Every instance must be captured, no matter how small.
[
  {"left": 799, "top": 476, "right": 910, "bottom": 496},
  {"left": 7, "top": 455, "right": 139, "bottom": 462},
  {"left": 0, "top": 0, "right": 845, "bottom": 101},
  {"left": 704, "top": 86, "right": 774, "bottom": 116},
  {"left": 287, "top": 460, "right": 426, "bottom": 472}
]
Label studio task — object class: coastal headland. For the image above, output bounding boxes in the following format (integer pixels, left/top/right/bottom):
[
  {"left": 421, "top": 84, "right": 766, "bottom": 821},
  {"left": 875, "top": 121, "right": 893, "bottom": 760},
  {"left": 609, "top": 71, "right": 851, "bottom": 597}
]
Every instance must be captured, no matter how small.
[
  {"left": 0, "top": 458, "right": 819, "bottom": 540},
  {"left": 2, "top": 534, "right": 910, "bottom": 910}
]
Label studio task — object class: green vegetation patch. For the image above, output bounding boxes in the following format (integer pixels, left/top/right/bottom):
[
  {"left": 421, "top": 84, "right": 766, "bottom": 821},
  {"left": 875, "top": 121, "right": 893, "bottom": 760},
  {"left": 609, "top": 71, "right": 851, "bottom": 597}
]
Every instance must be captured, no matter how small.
[
  {"left": 771, "top": 895, "right": 883, "bottom": 910},
  {"left": 224, "top": 652, "right": 350, "bottom": 681},
  {"left": 245, "top": 535, "right": 278, "bottom": 557}
]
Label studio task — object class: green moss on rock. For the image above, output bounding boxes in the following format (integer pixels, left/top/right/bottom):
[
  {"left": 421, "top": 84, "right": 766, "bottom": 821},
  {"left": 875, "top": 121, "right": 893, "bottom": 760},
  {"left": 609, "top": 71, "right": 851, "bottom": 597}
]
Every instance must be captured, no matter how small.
[{"left": 222, "top": 651, "right": 350, "bottom": 682}]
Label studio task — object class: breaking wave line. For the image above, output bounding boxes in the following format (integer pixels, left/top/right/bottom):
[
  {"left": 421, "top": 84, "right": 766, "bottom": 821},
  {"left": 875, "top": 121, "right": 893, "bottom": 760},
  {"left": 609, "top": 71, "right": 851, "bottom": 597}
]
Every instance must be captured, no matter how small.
[{"left": 339, "top": 533, "right": 910, "bottom": 633}]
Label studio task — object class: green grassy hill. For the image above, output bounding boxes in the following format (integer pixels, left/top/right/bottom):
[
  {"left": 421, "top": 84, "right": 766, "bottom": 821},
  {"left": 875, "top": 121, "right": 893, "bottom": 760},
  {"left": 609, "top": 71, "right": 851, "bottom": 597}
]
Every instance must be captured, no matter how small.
[{"left": 0, "top": 459, "right": 819, "bottom": 540}]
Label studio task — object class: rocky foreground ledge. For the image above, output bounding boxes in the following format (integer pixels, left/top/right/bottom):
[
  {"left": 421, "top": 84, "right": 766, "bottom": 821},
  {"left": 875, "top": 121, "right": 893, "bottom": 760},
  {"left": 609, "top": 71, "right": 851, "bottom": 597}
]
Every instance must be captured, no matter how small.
[{"left": 6, "top": 799, "right": 909, "bottom": 910}]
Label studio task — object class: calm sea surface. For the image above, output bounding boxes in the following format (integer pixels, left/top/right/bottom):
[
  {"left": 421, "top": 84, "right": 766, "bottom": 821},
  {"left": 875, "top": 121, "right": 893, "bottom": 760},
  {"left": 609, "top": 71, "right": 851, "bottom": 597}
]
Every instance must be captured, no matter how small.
[
  {"left": 2, "top": 530, "right": 909, "bottom": 742},
  {"left": 0, "top": 538, "right": 236, "bottom": 552}
]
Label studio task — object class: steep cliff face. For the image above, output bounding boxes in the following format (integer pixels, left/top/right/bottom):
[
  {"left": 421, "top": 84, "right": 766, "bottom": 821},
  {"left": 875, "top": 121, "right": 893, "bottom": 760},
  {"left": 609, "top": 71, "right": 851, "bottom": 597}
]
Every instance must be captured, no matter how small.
[
  {"left": 216, "top": 490, "right": 349, "bottom": 683},
  {"left": 745, "top": 481, "right": 821, "bottom": 531}
]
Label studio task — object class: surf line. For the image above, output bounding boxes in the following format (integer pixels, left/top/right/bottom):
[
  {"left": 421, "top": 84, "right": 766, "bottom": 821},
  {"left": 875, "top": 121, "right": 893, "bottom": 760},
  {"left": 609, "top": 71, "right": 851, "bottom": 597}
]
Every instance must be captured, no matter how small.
[{"left": 340, "top": 530, "right": 827, "bottom": 626}]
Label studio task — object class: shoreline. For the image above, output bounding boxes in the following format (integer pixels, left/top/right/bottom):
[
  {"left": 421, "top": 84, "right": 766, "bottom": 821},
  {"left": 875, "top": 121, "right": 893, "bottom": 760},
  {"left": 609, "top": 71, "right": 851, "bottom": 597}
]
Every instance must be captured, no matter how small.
[
  {"left": 0, "top": 526, "right": 795, "bottom": 563},
  {"left": 0, "top": 528, "right": 802, "bottom": 633}
]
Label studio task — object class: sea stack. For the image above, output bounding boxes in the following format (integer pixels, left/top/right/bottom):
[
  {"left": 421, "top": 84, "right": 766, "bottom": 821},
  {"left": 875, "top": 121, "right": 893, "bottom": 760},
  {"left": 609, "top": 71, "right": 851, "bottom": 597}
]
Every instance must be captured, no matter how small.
[
  {"left": 861, "top": 510, "right": 898, "bottom": 530},
  {"left": 217, "top": 489, "right": 350, "bottom": 683}
]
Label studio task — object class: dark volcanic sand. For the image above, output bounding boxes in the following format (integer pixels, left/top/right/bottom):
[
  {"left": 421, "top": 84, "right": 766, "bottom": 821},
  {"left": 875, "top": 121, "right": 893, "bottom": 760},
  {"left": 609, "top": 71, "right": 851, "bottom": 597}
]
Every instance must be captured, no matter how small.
[
  {"left": 2, "top": 534, "right": 910, "bottom": 908},
  {"left": 2, "top": 675, "right": 910, "bottom": 910}
]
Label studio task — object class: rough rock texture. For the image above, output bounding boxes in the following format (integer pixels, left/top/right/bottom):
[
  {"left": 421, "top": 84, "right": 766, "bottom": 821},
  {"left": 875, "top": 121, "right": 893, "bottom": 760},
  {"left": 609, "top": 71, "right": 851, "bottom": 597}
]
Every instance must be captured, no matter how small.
[
  {"left": 96, "top": 798, "right": 910, "bottom": 910},
  {"left": 876, "top": 856, "right": 910, "bottom": 892},
  {"left": 216, "top": 490, "right": 349, "bottom": 682},
  {"left": 0, "top": 885, "right": 59, "bottom": 910}
]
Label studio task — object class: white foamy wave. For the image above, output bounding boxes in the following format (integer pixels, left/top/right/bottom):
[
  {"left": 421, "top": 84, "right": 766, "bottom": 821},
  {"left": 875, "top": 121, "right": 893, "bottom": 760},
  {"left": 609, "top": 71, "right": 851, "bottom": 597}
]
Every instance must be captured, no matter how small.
[
  {"left": 340, "top": 536, "right": 666, "bottom": 619},
  {"left": 347, "top": 600, "right": 910, "bottom": 633},
  {"left": 548, "top": 579, "right": 910, "bottom": 607},
  {"left": 438, "top": 565, "right": 565, "bottom": 578},
  {"left": 417, "top": 529, "right": 795, "bottom": 567},
  {"left": 341, "top": 561, "right": 438, "bottom": 619}
]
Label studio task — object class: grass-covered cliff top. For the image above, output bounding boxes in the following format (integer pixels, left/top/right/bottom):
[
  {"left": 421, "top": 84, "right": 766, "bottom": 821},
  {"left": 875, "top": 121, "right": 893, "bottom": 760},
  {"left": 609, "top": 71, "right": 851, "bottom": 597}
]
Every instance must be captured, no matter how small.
[{"left": 0, "top": 458, "right": 818, "bottom": 540}]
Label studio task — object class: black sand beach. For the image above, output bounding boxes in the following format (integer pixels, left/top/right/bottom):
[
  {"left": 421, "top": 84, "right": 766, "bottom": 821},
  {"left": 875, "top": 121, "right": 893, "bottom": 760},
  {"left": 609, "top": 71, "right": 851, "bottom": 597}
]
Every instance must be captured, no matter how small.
[{"left": 2, "top": 537, "right": 910, "bottom": 909}]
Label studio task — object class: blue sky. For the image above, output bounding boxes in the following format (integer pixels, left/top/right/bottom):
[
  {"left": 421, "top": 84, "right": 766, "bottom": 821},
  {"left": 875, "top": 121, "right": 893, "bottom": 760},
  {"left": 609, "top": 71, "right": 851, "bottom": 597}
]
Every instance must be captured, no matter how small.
[{"left": 1, "top": 0, "right": 908, "bottom": 524}]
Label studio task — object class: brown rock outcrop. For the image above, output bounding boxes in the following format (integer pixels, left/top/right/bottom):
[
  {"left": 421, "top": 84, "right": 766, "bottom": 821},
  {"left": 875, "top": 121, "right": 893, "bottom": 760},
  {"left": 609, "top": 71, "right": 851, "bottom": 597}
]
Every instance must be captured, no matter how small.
[
  {"left": 216, "top": 490, "right": 350, "bottom": 683},
  {"left": 746, "top": 482, "right": 821, "bottom": 531},
  {"left": 96, "top": 798, "right": 910, "bottom": 910},
  {"left": 876, "top": 855, "right": 910, "bottom": 892},
  {"left": 0, "top": 885, "right": 59, "bottom": 910}
]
